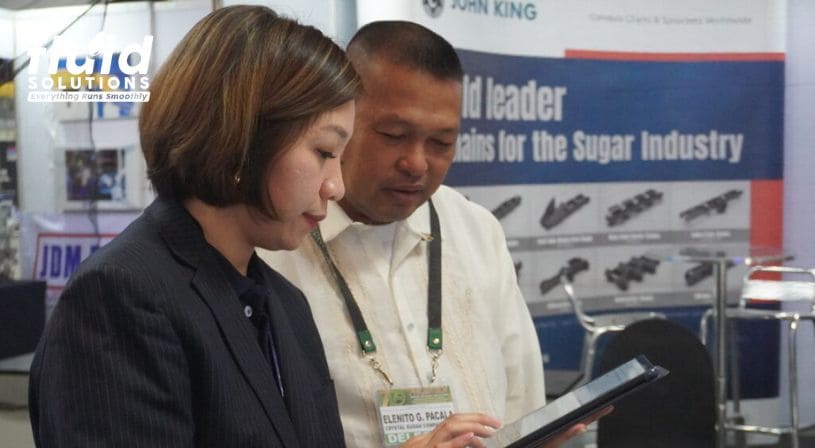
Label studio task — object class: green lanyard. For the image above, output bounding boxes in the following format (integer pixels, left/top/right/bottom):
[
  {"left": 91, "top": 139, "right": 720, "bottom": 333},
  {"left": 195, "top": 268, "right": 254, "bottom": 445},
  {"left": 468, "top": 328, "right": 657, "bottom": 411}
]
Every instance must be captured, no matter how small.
[{"left": 310, "top": 200, "right": 443, "bottom": 385}]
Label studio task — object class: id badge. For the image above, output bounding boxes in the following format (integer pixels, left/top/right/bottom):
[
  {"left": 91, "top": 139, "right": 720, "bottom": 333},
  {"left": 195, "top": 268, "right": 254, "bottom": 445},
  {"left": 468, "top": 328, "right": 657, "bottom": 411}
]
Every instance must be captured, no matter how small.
[{"left": 376, "top": 385, "right": 455, "bottom": 447}]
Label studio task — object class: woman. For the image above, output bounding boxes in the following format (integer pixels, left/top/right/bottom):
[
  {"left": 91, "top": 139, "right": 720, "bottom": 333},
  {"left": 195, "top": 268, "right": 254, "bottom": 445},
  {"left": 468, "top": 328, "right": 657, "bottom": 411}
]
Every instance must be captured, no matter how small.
[{"left": 29, "top": 6, "right": 358, "bottom": 447}]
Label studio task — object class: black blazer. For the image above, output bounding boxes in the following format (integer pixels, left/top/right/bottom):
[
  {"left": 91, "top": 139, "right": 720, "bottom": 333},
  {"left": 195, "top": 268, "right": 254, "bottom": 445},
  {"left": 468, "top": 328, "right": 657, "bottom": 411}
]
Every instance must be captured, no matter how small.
[{"left": 29, "top": 198, "right": 345, "bottom": 447}]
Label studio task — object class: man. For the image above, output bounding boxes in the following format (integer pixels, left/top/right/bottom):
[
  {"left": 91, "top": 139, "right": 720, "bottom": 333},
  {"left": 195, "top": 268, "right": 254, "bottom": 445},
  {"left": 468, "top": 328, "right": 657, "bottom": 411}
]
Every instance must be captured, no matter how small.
[{"left": 261, "top": 21, "right": 588, "bottom": 448}]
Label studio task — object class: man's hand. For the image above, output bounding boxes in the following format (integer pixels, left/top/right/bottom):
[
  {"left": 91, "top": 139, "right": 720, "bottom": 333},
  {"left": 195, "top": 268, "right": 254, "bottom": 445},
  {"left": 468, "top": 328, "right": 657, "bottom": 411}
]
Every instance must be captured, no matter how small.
[
  {"left": 400, "top": 413, "right": 501, "bottom": 448},
  {"left": 535, "top": 405, "right": 614, "bottom": 448},
  {"left": 400, "top": 405, "right": 613, "bottom": 448}
]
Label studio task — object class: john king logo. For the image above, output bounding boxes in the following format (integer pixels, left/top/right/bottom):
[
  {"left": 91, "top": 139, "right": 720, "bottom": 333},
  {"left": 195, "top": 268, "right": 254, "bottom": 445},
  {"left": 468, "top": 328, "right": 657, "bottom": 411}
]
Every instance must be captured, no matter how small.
[
  {"left": 423, "top": 0, "right": 444, "bottom": 18},
  {"left": 445, "top": 0, "right": 538, "bottom": 20}
]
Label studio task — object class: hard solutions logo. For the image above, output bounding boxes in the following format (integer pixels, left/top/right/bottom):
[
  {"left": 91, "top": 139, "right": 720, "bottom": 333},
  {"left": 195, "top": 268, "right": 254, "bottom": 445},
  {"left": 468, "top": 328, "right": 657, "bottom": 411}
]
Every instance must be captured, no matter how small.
[
  {"left": 425, "top": 0, "right": 538, "bottom": 20},
  {"left": 26, "top": 34, "right": 153, "bottom": 103}
]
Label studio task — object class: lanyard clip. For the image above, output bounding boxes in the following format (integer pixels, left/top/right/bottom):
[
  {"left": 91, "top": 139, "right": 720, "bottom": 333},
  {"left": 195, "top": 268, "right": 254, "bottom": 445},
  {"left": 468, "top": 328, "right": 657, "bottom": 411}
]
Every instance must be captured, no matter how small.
[
  {"left": 429, "top": 349, "right": 443, "bottom": 384},
  {"left": 368, "top": 356, "right": 394, "bottom": 386}
]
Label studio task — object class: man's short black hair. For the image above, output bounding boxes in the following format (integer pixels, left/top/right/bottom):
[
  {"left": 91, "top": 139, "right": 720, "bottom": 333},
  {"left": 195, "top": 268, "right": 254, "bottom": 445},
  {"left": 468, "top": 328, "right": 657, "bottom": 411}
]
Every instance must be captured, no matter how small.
[{"left": 348, "top": 20, "right": 463, "bottom": 81}]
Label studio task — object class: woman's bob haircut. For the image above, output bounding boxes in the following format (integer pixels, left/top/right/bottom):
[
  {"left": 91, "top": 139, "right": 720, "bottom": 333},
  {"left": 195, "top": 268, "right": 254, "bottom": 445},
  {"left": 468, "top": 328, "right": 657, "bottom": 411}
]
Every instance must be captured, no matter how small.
[{"left": 140, "top": 5, "right": 360, "bottom": 211}]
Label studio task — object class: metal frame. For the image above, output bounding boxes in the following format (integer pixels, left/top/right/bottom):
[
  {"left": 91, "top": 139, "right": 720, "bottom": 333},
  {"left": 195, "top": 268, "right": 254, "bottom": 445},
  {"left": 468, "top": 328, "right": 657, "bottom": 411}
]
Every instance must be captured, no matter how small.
[
  {"left": 723, "top": 265, "right": 815, "bottom": 448},
  {"left": 560, "top": 276, "right": 665, "bottom": 387}
]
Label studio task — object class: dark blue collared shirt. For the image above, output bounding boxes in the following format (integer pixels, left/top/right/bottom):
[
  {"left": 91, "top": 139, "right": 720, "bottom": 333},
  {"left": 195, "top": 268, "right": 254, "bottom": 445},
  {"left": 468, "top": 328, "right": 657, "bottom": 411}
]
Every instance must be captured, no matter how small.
[{"left": 211, "top": 247, "right": 286, "bottom": 398}]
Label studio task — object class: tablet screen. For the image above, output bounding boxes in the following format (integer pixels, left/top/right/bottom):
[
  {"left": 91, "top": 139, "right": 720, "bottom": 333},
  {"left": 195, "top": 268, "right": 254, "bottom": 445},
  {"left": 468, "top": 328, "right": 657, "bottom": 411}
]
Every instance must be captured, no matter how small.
[{"left": 486, "top": 355, "right": 667, "bottom": 448}]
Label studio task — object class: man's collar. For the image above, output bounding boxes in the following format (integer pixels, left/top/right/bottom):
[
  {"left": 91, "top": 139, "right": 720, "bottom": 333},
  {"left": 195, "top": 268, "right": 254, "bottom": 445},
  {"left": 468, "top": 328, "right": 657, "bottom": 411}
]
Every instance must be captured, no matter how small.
[
  {"left": 318, "top": 201, "right": 355, "bottom": 242},
  {"left": 402, "top": 200, "right": 432, "bottom": 240},
  {"left": 318, "top": 200, "right": 433, "bottom": 242}
]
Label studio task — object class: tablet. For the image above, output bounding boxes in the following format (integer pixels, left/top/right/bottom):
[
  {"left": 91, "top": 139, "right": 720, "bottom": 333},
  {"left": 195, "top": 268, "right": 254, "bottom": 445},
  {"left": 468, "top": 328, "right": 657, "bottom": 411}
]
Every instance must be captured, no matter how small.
[{"left": 486, "top": 355, "right": 669, "bottom": 448}]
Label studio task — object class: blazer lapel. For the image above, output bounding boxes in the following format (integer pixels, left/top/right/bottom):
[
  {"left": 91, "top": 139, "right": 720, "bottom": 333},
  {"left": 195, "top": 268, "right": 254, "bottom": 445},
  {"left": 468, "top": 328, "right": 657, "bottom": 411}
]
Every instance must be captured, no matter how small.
[
  {"left": 191, "top": 261, "right": 301, "bottom": 448},
  {"left": 148, "top": 199, "right": 301, "bottom": 447},
  {"left": 264, "top": 285, "right": 314, "bottom": 407}
]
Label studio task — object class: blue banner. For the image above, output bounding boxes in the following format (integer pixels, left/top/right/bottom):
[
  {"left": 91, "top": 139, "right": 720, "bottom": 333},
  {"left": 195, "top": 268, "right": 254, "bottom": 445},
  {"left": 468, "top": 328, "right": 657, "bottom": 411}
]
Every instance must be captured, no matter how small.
[{"left": 449, "top": 49, "right": 784, "bottom": 185}]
